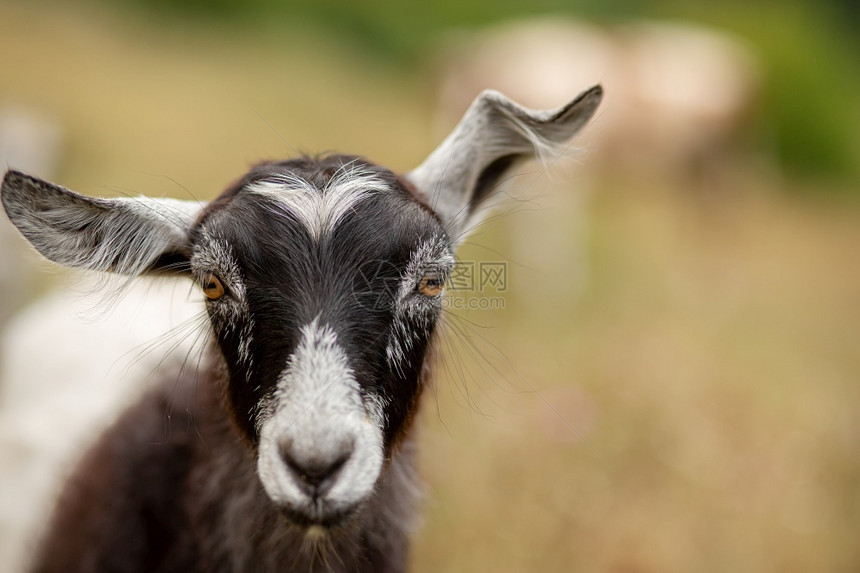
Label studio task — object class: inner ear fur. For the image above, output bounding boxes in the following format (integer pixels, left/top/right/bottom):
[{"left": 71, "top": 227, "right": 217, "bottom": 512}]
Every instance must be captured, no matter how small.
[
  {"left": 406, "top": 85, "right": 603, "bottom": 241},
  {"left": 1, "top": 170, "right": 201, "bottom": 276}
]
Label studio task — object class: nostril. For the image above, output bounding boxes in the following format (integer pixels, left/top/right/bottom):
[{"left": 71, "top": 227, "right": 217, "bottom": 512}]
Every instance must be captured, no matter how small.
[{"left": 280, "top": 446, "right": 351, "bottom": 497}]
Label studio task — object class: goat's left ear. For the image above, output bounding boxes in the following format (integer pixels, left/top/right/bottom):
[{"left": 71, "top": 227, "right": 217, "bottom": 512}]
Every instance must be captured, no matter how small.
[
  {"left": 407, "top": 85, "right": 602, "bottom": 242},
  {"left": 1, "top": 170, "right": 202, "bottom": 276}
]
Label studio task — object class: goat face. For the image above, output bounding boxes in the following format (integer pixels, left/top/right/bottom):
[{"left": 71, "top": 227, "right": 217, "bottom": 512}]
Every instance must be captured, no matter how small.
[
  {"left": 1, "top": 86, "right": 602, "bottom": 529},
  {"left": 193, "top": 156, "right": 452, "bottom": 525}
]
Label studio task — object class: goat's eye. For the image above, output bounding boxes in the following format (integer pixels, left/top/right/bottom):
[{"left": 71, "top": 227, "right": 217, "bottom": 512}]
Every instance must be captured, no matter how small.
[
  {"left": 418, "top": 275, "right": 445, "bottom": 297},
  {"left": 201, "top": 273, "right": 225, "bottom": 300}
]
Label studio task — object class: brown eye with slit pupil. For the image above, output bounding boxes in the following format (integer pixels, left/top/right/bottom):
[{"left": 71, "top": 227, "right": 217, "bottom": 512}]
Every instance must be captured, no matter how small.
[
  {"left": 201, "top": 273, "right": 224, "bottom": 300},
  {"left": 418, "top": 275, "right": 445, "bottom": 297}
]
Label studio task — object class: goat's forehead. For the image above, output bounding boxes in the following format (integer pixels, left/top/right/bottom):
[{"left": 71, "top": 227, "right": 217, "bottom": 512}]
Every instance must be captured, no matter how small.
[
  {"left": 192, "top": 162, "right": 448, "bottom": 274},
  {"left": 200, "top": 157, "right": 437, "bottom": 236}
]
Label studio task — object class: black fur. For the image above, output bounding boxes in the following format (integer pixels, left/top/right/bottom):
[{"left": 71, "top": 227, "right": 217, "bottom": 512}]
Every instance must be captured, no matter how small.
[{"left": 193, "top": 156, "right": 444, "bottom": 446}]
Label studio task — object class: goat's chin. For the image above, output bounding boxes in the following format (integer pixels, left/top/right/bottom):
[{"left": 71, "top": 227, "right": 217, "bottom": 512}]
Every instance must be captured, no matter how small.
[{"left": 275, "top": 500, "right": 363, "bottom": 531}]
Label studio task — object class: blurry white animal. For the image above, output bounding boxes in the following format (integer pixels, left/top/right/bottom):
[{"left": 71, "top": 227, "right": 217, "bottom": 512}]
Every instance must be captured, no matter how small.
[
  {"left": 435, "top": 18, "right": 760, "bottom": 181},
  {"left": 0, "top": 280, "right": 201, "bottom": 572}
]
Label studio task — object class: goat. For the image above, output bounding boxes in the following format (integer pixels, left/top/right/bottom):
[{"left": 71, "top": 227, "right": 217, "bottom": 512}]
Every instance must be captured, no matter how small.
[{"left": 0, "top": 86, "right": 602, "bottom": 573}]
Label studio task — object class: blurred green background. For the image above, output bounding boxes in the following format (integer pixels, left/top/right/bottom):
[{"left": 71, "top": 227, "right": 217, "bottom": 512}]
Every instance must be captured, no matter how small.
[{"left": 1, "top": 0, "right": 859, "bottom": 571}]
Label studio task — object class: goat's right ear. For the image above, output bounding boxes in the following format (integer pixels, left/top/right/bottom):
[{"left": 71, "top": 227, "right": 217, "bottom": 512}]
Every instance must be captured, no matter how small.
[
  {"left": 407, "top": 85, "right": 602, "bottom": 243},
  {"left": 1, "top": 170, "right": 202, "bottom": 276}
]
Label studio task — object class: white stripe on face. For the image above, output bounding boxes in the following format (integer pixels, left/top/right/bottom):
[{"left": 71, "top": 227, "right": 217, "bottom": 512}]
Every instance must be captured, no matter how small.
[
  {"left": 247, "top": 164, "right": 389, "bottom": 240},
  {"left": 256, "top": 319, "right": 384, "bottom": 518}
]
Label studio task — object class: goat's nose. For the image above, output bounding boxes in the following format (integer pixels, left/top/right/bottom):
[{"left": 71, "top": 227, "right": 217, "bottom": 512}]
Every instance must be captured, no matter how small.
[{"left": 279, "top": 444, "right": 351, "bottom": 498}]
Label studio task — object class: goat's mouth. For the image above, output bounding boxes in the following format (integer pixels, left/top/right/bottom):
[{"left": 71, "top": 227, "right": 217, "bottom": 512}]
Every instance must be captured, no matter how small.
[{"left": 277, "top": 500, "right": 362, "bottom": 530}]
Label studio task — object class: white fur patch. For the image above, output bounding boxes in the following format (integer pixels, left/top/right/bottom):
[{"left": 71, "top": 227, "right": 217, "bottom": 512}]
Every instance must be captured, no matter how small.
[
  {"left": 111, "top": 197, "right": 201, "bottom": 274},
  {"left": 256, "top": 319, "right": 383, "bottom": 518},
  {"left": 247, "top": 163, "right": 388, "bottom": 240}
]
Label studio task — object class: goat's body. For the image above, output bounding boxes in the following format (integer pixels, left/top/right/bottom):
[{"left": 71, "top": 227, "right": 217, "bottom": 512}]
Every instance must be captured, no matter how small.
[{"left": 32, "top": 353, "right": 416, "bottom": 573}]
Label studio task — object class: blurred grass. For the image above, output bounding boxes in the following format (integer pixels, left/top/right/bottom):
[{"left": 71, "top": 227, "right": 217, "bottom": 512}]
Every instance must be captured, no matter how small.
[
  {"left": 2, "top": 1, "right": 860, "bottom": 571},
  {"left": 419, "top": 179, "right": 860, "bottom": 571},
  {"left": 0, "top": 1, "right": 431, "bottom": 199}
]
